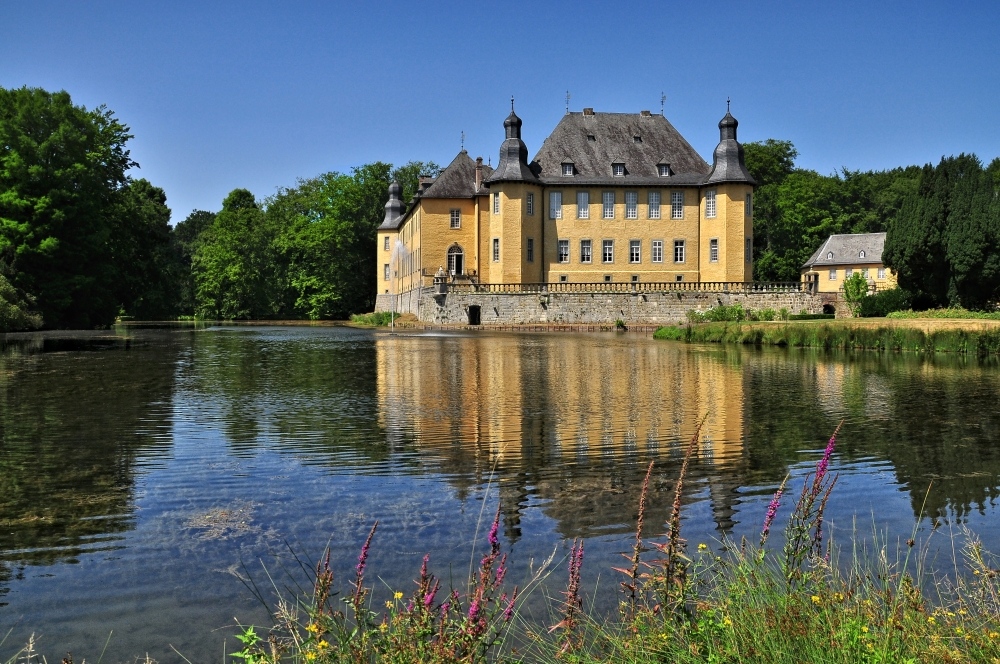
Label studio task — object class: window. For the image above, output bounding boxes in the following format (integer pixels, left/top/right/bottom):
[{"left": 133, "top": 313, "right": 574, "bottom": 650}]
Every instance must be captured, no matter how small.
[
  {"left": 526, "top": 192, "right": 534, "bottom": 215},
  {"left": 829, "top": 269, "right": 837, "bottom": 280},
  {"left": 675, "top": 275, "right": 684, "bottom": 282},
  {"left": 745, "top": 193, "right": 752, "bottom": 216},
  {"left": 602, "top": 191, "right": 615, "bottom": 218},
  {"left": 560, "top": 275, "right": 568, "bottom": 282},
  {"left": 846, "top": 268, "right": 854, "bottom": 277},
  {"left": 384, "top": 264, "right": 390, "bottom": 281},
  {"left": 859, "top": 250, "right": 866, "bottom": 258},
  {"left": 602, "top": 239, "right": 614, "bottom": 263},
  {"left": 862, "top": 267, "right": 869, "bottom": 277},
  {"left": 827, "top": 251, "right": 834, "bottom": 260},
  {"left": 878, "top": 267, "right": 886, "bottom": 279},
  {"left": 447, "top": 245, "right": 464, "bottom": 275},
  {"left": 526, "top": 238, "right": 534, "bottom": 262},
  {"left": 671, "top": 191, "right": 684, "bottom": 219},
  {"left": 631, "top": 275, "right": 639, "bottom": 282},
  {"left": 549, "top": 191, "right": 562, "bottom": 219},
  {"left": 625, "top": 191, "right": 638, "bottom": 219},
  {"left": 577, "top": 191, "right": 589, "bottom": 219},
  {"left": 450, "top": 209, "right": 461, "bottom": 229},
  {"left": 658, "top": 164, "right": 670, "bottom": 177},
  {"left": 633, "top": 135, "right": 642, "bottom": 143},
  {"left": 674, "top": 240, "right": 685, "bottom": 263},
  {"left": 745, "top": 238, "right": 752, "bottom": 262},
  {"left": 383, "top": 236, "right": 389, "bottom": 251},
  {"left": 648, "top": 191, "right": 661, "bottom": 219},
  {"left": 492, "top": 238, "right": 500, "bottom": 262},
  {"left": 612, "top": 163, "right": 625, "bottom": 177},
  {"left": 652, "top": 239, "right": 663, "bottom": 263},
  {"left": 604, "top": 275, "right": 612, "bottom": 282},
  {"left": 629, "top": 239, "right": 641, "bottom": 263},
  {"left": 709, "top": 238, "right": 719, "bottom": 263},
  {"left": 587, "top": 134, "right": 596, "bottom": 142},
  {"left": 558, "top": 239, "right": 569, "bottom": 263},
  {"left": 580, "top": 239, "right": 592, "bottom": 263},
  {"left": 493, "top": 192, "right": 500, "bottom": 214},
  {"left": 705, "top": 190, "right": 717, "bottom": 218},
  {"left": 562, "top": 163, "right": 574, "bottom": 176}
]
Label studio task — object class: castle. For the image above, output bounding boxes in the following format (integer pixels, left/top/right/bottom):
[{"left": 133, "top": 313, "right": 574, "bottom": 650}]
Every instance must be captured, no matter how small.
[{"left": 376, "top": 103, "right": 757, "bottom": 315}]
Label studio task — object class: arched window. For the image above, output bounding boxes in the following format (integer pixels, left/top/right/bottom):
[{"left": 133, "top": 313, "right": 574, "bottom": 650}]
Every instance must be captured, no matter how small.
[
  {"left": 859, "top": 250, "right": 866, "bottom": 258},
  {"left": 447, "top": 245, "right": 465, "bottom": 275},
  {"left": 827, "top": 252, "right": 834, "bottom": 260}
]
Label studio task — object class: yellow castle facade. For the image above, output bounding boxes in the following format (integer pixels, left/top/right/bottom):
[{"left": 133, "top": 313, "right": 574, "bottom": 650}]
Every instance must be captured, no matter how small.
[{"left": 377, "top": 104, "right": 757, "bottom": 301}]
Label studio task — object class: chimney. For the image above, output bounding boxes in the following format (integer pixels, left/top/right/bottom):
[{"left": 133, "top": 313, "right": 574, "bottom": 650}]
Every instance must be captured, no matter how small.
[
  {"left": 640, "top": 110, "right": 651, "bottom": 117},
  {"left": 582, "top": 107, "right": 594, "bottom": 116},
  {"left": 475, "top": 156, "right": 483, "bottom": 191},
  {"left": 418, "top": 176, "right": 434, "bottom": 194}
]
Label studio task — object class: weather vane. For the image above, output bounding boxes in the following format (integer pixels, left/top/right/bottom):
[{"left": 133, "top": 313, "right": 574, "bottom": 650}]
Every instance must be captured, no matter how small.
[
  {"left": 511, "top": 96, "right": 515, "bottom": 111},
  {"left": 460, "top": 130, "right": 465, "bottom": 151},
  {"left": 565, "top": 90, "right": 571, "bottom": 114},
  {"left": 660, "top": 92, "right": 666, "bottom": 116},
  {"left": 727, "top": 97, "right": 731, "bottom": 112}
]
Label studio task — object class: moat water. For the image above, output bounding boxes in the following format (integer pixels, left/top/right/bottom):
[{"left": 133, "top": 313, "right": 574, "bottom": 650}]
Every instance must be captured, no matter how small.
[{"left": 2, "top": 326, "right": 1000, "bottom": 662}]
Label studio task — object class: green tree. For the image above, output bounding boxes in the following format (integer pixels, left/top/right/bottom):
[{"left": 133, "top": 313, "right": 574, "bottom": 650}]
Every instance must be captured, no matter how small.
[
  {"left": 192, "top": 189, "right": 279, "bottom": 319},
  {"left": 0, "top": 272, "right": 41, "bottom": 331},
  {"left": 842, "top": 271, "right": 869, "bottom": 316},
  {"left": 0, "top": 87, "right": 135, "bottom": 328},
  {"left": 173, "top": 209, "right": 216, "bottom": 315}
]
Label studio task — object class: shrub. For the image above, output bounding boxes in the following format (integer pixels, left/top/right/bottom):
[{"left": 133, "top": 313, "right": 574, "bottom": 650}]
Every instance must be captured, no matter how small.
[
  {"left": 843, "top": 272, "right": 870, "bottom": 316},
  {"left": 859, "top": 288, "right": 912, "bottom": 317},
  {"left": 349, "top": 311, "right": 398, "bottom": 326}
]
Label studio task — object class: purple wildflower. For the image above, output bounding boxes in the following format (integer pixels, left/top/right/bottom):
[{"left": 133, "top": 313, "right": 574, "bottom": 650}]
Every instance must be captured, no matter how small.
[
  {"left": 467, "top": 598, "right": 481, "bottom": 622},
  {"left": 424, "top": 589, "right": 436, "bottom": 608},
  {"left": 760, "top": 474, "right": 789, "bottom": 547},
  {"left": 814, "top": 434, "right": 837, "bottom": 487},
  {"left": 502, "top": 588, "right": 519, "bottom": 621}
]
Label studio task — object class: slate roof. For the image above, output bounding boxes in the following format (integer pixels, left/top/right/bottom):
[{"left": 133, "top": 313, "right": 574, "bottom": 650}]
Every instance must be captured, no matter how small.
[
  {"left": 421, "top": 150, "right": 493, "bottom": 198},
  {"left": 802, "top": 233, "right": 887, "bottom": 269},
  {"left": 704, "top": 112, "right": 756, "bottom": 186},
  {"left": 484, "top": 109, "right": 540, "bottom": 185},
  {"left": 531, "top": 112, "right": 710, "bottom": 186}
]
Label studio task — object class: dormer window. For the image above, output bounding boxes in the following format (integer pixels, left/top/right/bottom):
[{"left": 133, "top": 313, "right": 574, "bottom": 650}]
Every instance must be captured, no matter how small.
[
  {"left": 657, "top": 164, "right": 671, "bottom": 177},
  {"left": 562, "top": 163, "right": 574, "bottom": 176},
  {"left": 633, "top": 135, "right": 642, "bottom": 143},
  {"left": 859, "top": 250, "right": 866, "bottom": 258},
  {"left": 587, "top": 134, "right": 596, "bottom": 142},
  {"left": 612, "top": 163, "right": 625, "bottom": 177},
  {"left": 827, "top": 252, "right": 834, "bottom": 260}
]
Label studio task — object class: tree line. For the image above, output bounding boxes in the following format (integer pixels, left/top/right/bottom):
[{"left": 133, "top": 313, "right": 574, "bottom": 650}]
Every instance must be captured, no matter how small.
[{"left": 2, "top": 86, "right": 998, "bottom": 331}]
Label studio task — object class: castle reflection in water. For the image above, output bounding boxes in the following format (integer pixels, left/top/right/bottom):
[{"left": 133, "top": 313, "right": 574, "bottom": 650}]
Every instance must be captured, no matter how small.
[{"left": 375, "top": 331, "right": 1000, "bottom": 543}]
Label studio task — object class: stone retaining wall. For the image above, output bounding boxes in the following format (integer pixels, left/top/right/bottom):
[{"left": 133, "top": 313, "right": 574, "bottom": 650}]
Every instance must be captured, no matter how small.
[{"left": 411, "top": 289, "right": 823, "bottom": 325}]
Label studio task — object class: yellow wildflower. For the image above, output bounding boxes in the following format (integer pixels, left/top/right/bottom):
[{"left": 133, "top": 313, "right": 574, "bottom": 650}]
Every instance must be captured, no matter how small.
[
  {"left": 861, "top": 626, "right": 869, "bottom": 633},
  {"left": 956, "top": 627, "right": 964, "bottom": 635},
  {"left": 385, "top": 600, "right": 393, "bottom": 608},
  {"left": 305, "top": 623, "right": 319, "bottom": 634},
  {"left": 811, "top": 595, "right": 821, "bottom": 605},
  {"left": 974, "top": 569, "right": 981, "bottom": 575},
  {"left": 318, "top": 640, "right": 329, "bottom": 649},
  {"left": 928, "top": 617, "right": 936, "bottom": 625},
  {"left": 834, "top": 592, "right": 844, "bottom": 602},
  {"left": 698, "top": 543, "right": 708, "bottom": 552},
  {"left": 305, "top": 653, "right": 317, "bottom": 662},
  {"left": 723, "top": 617, "right": 733, "bottom": 627},
  {"left": 394, "top": 591, "right": 404, "bottom": 600},
  {"left": 988, "top": 631, "right": 999, "bottom": 639},
  {"left": 958, "top": 609, "right": 967, "bottom": 615},
  {"left": 379, "top": 622, "right": 388, "bottom": 632}
]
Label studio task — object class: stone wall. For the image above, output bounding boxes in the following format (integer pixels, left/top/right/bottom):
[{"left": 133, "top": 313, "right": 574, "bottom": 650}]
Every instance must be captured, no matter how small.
[
  {"left": 374, "top": 287, "right": 424, "bottom": 316},
  {"left": 415, "top": 288, "right": 822, "bottom": 325}
]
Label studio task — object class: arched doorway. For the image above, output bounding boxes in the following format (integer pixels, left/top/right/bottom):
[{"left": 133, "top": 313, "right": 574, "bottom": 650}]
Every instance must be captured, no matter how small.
[{"left": 447, "top": 245, "right": 464, "bottom": 276}]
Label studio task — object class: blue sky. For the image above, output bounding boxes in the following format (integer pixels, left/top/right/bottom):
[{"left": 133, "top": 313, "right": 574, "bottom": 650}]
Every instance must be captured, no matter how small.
[{"left": 3, "top": 1, "right": 998, "bottom": 222}]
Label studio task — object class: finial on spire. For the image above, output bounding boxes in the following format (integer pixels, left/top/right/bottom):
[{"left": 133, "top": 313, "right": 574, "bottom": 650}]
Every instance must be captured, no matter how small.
[
  {"left": 660, "top": 92, "right": 666, "bottom": 116},
  {"left": 727, "top": 97, "right": 731, "bottom": 113},
  {"left": 460, "top": 130, "right": 465, "bottom": 151},
  {"left": 511, "top": 96, "right": 515, "bottom": 112},
  {"left": 565, "top": 90, "right": 571, "bottom": 114}
]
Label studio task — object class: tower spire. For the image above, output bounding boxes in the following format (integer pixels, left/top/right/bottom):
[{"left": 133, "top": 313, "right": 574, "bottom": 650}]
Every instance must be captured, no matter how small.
[
  {"left": 511, "top": 95, "right": 515, "bottom": 112},
  {"left": 727, "top": 97, "right": 731, "bottom": 113}
]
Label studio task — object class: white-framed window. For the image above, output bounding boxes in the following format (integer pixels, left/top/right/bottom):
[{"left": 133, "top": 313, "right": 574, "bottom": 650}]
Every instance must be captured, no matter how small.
[
  {"left": 602, "top": 239, "right": 614, "bottom": 263},
  {"left": 580, "top": 239, "right": 592, "bottom": 263},
  {"left": 384, "top": 264, "right": 390, "bottom": 281},
  {"left": 860, "top": 250, "right": 866, "bottom": 258},
  {"left": 383, "top": 236, "right": 389, "bottom": 251},
  {"left": 450, "top": 209, "right": 461, "bottom": 229},
  {"left": 671, "top": 191, "right": 684, "bottom": 219},
  {"left": 612, "top": 163, "right": 625, "bottom": 177},
  {"left": 577, "top": 191, "right": 589, "bottom": 219},
  {"left": 562, "top": 163, "right": 574, "bottom": 176},
  {"left": 526, "top": 238, "right": 534, "bottom": 262},
  {"left": 705, "top": 190, "right": 717, "bottom": 218},
  {"left": 558, "top": 239, "right": 570, "bottom": 263},
  {"left": 862, "top": 267, "right": 869, "bottom": 277},
  {"left": 745, "top": 238, "right": 752, "bottom": 263},
  {"left": 709, "top": 238, "right": 719, "bottom": 263},
  {"left": 745, "top": 193, "right": 752, "bottom": 216},
  {"left": 878, "top": 267, "right": 886, "bottom": 279},
  {"left": 675, "top": 275, "right": 684, "bottom": 282},
  {"left": 629, "top": 239, "right": 641, "bottom": 263},
  {"left": 674, "top": 239, "right": 685, "bottom": 263},
  {"left": 493, "top": 192, "right": 500, "bottom": 214},
  {"left": 604, "top": 275, "right": 612, "bottom": 282},
  {"left": 447, "top": 245, "right": 464, "bottom": 275},
  {"left": 829, "top": 269, "right": 837, "bottom": 280},
  {"left": 648, "top": 191, "right": 661, "bottom": 219},
  {"left": 631, "top": 274, "right": 639, "bottom": 282},
  {"left": 492, "top": 238, "right": 500, "bottom": 262},
  {"left": 658, "top": 164, "right": 670, "bottom": 177},
  {"left": 827, "top": 251, "right": 834, "bottom": 260},
  {"left": 846, "top": 268, "right": 854, "bottom": 277},
  {"left": 625, "top": 191, "right": 638, "bottom": 219},
  {"left": 526, "top": 192, "right": 534, "bottom": 215},
  {"left": 602, "top": 191, "right": 615, "bottom": 219},
  {"left": 652, "top": 239, "right": 663, "bottom": 263},
  {"left": 549, "top": 191, "right": 562, "bottom": 219}
]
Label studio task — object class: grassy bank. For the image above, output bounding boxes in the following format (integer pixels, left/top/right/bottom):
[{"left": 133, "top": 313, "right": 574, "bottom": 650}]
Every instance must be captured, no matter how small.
[{"left": 654, "top": 318, "right": 1000, "bottom": 355}]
